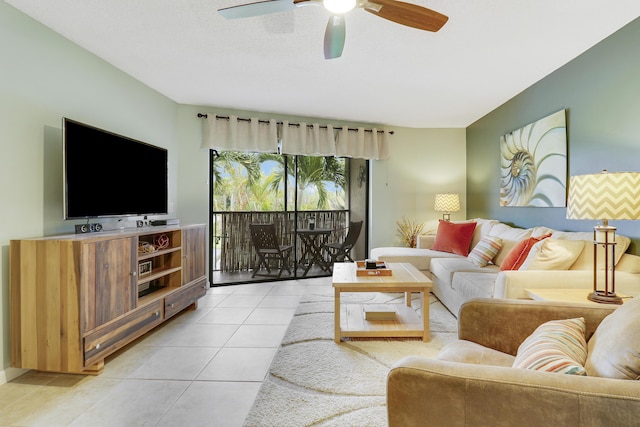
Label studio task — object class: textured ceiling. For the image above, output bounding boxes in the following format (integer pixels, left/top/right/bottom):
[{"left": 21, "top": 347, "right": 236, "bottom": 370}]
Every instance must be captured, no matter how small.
[{"left": 5, "top": 0, "right": 640, "bottom": 127}]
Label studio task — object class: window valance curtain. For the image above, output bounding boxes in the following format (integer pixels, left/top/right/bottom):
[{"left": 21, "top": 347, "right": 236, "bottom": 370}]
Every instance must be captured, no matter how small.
[
  {"left": 280, "top": 121, "right": 336, "bottom": 156},
  {"left": 200, "top": 115, "right": 278, "bottom": 153},
  {"left": 335, "top": 126, "right": 390, "bottom": 160},
  {"left": 200, "top": 114, "right": 391, "bottom": 160}
]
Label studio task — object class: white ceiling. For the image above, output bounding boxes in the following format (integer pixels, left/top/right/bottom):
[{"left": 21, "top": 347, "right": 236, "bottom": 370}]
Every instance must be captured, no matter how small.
[{"left": 5, "top": 0, "right": 640, "bottom": 127}]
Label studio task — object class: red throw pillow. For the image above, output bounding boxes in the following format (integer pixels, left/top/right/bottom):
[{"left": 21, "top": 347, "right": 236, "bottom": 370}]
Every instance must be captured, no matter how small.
[
  {"left": 500, "top": 234, "right": 552, "bottom": 271},
  {"left": 431, "top": 221, "right": 477, "bottom": 256}
]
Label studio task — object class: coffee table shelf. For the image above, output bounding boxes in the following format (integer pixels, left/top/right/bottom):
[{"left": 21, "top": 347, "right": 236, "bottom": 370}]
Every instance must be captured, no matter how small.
[
  {"left": 332, "top": 262, "right": 433, "bottom": 342},
  {"left": 341, "top": 303, "right": 424, "bottom": 339}
]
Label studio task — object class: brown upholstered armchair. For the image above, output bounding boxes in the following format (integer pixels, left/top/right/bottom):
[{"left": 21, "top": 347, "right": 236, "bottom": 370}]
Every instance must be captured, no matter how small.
[{"left": 387, "top": 298, "right": 640, "bottom": 427}]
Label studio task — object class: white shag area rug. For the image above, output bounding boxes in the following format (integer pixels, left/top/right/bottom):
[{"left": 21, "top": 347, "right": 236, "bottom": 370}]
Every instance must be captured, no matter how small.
[{"left": 243, "top": 289, "right": 458, "bottom": 427}]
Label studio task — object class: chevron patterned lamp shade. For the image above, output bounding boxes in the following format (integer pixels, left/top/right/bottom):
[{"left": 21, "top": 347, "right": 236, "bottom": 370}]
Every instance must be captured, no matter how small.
[
  {"left": 567, "top": 171, "right": 640, "bottom": 221},
  {"left": 567, "top": 171, "right": 640, "bottom": 304},
  {"left": 434, "top": 193, "right": 460, "bottom": 221}
]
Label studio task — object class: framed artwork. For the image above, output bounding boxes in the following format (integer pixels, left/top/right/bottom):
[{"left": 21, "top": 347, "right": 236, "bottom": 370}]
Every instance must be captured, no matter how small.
[
  {"left": 139, "top": 260, "right": 152, "bottom": 277},
  {"left": 500, "top": 109, "right": 567, "bottom": 207}
]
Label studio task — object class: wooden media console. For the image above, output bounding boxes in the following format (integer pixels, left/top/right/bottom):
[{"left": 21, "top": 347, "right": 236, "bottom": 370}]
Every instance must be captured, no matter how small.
[{"left": 10, "top": 224, "right": 207, "bottom": 375}]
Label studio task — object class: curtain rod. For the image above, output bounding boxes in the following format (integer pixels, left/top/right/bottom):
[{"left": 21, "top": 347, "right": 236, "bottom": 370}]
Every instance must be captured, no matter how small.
[{"left": 196, "top": 113, "right": 393, "bottom": 135}]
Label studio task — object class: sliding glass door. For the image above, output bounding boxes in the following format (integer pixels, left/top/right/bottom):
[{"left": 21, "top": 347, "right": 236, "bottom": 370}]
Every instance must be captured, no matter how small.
[{"left": 210, "top": 150, "right": 363, "bottom": 285}]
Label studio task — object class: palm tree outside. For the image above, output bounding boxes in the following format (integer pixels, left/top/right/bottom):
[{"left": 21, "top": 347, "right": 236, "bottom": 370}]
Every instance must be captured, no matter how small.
[{"left": 213, "top": 151, "right": 346, "bottom": 211}]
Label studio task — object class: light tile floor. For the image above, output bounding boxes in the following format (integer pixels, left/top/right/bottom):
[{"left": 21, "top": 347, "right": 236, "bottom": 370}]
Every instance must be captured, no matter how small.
[{"left": 0, "top": 277, "right": 332, "bottom": 427}]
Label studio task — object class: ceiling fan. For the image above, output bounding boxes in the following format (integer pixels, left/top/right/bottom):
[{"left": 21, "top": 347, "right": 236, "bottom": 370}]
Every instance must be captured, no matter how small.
[{"left": 218, "top": 0, "right": 448, "bottom": 59}]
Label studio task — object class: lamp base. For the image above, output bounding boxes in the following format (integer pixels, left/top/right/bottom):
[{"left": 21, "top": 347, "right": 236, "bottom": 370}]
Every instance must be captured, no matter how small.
[{"left": 587, "top": 290, "right": 623, "bottom": 305}]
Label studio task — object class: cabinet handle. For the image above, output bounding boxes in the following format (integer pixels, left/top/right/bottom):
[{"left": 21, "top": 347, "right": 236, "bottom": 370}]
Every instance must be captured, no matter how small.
[
  {"left": 95, "top": 343, "right": 101, "bottom": 350},
  {"left": 169, "top": 303, "right": 175, "bottom": 308},
  {"left": 131, "top": 271, "right": 137, "bottom": 277},
  {"left": 154, "top": 311, "right": 160, "bottom": 317}
]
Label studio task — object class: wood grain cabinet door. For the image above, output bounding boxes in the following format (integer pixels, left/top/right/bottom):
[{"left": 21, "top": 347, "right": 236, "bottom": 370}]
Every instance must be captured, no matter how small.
[
  {"left": 93, "top": 237, "right": 137, "bottom": 327},
  {"left": 182, "top": 225, "right": 206, "bottom": 285}
]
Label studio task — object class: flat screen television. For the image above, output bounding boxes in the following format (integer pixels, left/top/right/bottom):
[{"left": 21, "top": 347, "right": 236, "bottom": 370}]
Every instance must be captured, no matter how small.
[{"left": 63, "top": 118, "right": 168, "bottom": 219}]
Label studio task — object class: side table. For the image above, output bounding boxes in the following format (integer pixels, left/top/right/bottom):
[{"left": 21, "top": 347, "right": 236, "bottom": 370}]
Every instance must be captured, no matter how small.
[{"left": 526, "top": 288, "right": 628, "bottom": 305}]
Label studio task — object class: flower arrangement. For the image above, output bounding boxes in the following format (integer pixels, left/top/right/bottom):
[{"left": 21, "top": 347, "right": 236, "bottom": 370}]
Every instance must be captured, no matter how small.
[{"left": 396, "top": 216, "right": 425, "bottom": 248}]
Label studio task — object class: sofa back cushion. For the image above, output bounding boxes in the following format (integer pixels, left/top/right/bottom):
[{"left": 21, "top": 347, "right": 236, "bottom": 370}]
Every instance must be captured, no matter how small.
[
  {"left": 489, "top": 223, "right": 533, "bottom": 267},
  {"left": 468, "top": 218, "right": 500, "bottom": 249},
  {"left": 531, "top": 226, "right": 631, "bottom": 270},
  {"left": 586, "top": 296, "right": 640, "bottom": 379},
  {"left": 432, "top": 220, "right": 477, "bottom": 256},
  {"left": 519, "top": 238, "right": 585, "bottom": 271}
]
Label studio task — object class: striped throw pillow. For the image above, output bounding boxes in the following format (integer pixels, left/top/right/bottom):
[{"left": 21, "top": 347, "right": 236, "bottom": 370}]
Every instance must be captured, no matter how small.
[
  {"left": 467, "top": 236, "right": 503, "bottom": 267},
  {"left": 513, "top": 317, "right": 588, "bottom": 375}
]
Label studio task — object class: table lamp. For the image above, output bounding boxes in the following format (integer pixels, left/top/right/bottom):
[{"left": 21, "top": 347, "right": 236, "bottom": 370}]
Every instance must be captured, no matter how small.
[
  {"left": 434, "top": 193, "right": 460, "bottom": 221},
  {"left": 566, "top": 170, "right": 640, "bottom": 304}
]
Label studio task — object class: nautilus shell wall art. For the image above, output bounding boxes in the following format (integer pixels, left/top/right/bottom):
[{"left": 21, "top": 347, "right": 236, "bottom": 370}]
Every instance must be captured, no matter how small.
[{"left": 500, "top": 109, "right": 567, "bottom": 207}]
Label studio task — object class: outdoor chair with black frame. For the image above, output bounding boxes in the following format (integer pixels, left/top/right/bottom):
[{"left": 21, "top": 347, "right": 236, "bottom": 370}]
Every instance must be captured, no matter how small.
[
  {"left": 249, "top": 223, "right": 293, "bottom": 278},
  {"left": 323, "top": 220, "right": 363, "bottom": 264}
]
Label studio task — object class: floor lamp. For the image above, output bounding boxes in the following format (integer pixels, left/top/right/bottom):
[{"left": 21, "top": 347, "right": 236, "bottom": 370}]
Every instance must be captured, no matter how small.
[
  {"left": 434, "top": 193, "right": 460, "bottom": 221},
  {"left": 567, "top": 170, "right": 640, "bottom": 304}
]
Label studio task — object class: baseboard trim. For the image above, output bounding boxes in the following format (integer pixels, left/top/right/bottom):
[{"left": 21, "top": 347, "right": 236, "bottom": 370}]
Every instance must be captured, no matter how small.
[{"left": 0, "top": 367, "right": 29, "bottom": 385}]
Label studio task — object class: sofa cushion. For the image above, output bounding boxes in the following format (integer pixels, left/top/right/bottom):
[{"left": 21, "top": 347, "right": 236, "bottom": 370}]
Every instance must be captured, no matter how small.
[
  {"left": 436, "top": 340, "right": 515, "bottom": 367},
  {"left": 490, "top": 223, "right": 533, "bottom": 267},
  {"left": 468, "top": 236, "right": 503, "bottom": 267},
  {"left": 432, "top": 220, "right": 477, "bottom": 256},
  {"left": 532, "top": 226, "right": 631, "bottom": 269},
  {"left": 585, "top": 296, "right": 640, "bottom": 379},
  {"left": 370, "top": 247, "right": 462, "bottom": 271},
  {"left": 468, "top": 218, "right": 500, "bottom": 249},
  {"left": 430, "top": 258, "right": 498, "bottom": 286},
  {"left": 519, "top": 238, "right": 585, "bottom": 271},
  {"left": 451, "top": 272, "right": 499, "bottom": 300},
  {"left": 513, "top": 317, "right": 588, "bottom": 375},
  {"left": 500, "top": 234, "right": 551, "bottom": 271}
]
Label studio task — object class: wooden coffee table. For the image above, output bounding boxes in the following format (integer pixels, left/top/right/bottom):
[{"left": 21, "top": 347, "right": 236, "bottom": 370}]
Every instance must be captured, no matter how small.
[{"left": 332, "top": 262, "right": 433, "bottom": 343}]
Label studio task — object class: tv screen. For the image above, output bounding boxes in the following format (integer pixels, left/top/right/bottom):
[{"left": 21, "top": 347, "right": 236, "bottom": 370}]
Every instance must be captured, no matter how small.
[{"left": 63, "top": 118, "right": 168, "bottom": 219}]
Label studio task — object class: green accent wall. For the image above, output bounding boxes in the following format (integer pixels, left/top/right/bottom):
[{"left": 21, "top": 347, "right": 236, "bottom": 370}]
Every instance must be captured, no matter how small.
[
  {"left": 467, "top": 17, "right": 640, "bottom": 251},
  {"left": 0, "top": 2, "right": 180, "bottom": 380}
]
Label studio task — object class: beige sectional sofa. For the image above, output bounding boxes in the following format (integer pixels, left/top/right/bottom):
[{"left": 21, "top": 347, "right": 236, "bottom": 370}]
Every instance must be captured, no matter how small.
[
  {"left": 387, "top": 298, "right": 640, "bottom": 426},
  {"left": 371, "top": 218, "right": 640, "bottom": 316}
]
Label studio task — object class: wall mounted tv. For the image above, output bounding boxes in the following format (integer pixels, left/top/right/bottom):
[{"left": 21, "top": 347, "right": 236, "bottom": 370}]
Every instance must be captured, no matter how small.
[{"left": 63, "top": 118, "right": 168, "bottom": 219}]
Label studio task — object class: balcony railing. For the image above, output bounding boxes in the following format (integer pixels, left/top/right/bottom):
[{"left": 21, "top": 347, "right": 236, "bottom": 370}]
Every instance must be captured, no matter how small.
[{"left": 212, "top": 210, "right": 348, "bottom": 275}]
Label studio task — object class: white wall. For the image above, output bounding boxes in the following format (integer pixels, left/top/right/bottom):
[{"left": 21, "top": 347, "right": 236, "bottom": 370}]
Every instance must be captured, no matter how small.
[
  {"left": 369, "top": 128, "right": 467, "bottom": 249},
  {"left": 0, "top": 3, "right": 179, "bottom": 381}
]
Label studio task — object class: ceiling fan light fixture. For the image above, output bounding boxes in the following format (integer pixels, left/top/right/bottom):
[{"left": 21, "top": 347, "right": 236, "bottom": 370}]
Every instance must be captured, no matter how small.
[{"left": 323, "top": 0, "right": 357, "bottom": 14}]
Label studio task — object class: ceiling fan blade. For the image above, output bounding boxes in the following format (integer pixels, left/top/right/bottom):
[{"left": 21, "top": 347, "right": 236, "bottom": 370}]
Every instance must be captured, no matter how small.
[
  {"left": 218, "top": 0, "right": 295, "bottom": 19},
  {"left": 293, "top": 0, "right": 323, "bottom": 7},
  {"left": 364, "top": 0, "right": 448, "bottom": 32},
  {"left": 324, "top": 15, "right": 346, "bottom": 59}
]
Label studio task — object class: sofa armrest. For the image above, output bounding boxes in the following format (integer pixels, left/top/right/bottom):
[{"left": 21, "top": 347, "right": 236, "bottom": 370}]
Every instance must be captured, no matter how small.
[
  {"left": 417, "top": 233, "right": 435, "bottom": 249},
  {"left": 457, "top": 299, "right": 615, "bottom": 356},
  {"left": 387, "top": 356, "right": 640, "bottom": 427},
  {"left": 494, "top": 270, "right": 640, "bottom": 299}
]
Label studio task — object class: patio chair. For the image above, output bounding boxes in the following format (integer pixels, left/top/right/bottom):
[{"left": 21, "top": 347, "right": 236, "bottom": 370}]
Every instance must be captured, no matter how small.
[
  {"left": 323, "top": 220, "right": 363, "bottom": 263},
  {"left": 249, "top": 223, "right": 293, "bottom": 278}
]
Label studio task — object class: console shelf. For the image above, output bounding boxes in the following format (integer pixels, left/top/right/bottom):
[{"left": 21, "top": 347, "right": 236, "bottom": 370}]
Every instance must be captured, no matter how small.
[
  {"left": 138, "top": 266, "right": 182, "bottom": 286},
  {"left": 10, "top": 224, "right": 208, "bottom": 375},
  {"left": 138, "top": 246, "right": 182, "bottom": 261}
]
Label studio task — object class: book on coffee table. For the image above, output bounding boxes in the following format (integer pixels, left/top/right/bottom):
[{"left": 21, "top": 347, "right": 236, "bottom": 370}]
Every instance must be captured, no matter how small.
[
  {"left": 355, "top": 261, "right": 393, "bottom": 276},
  {"left": 363, "top": 304, "right": 397, "bottom": 320}
]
